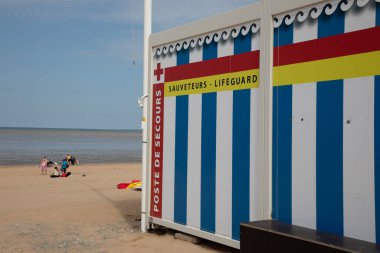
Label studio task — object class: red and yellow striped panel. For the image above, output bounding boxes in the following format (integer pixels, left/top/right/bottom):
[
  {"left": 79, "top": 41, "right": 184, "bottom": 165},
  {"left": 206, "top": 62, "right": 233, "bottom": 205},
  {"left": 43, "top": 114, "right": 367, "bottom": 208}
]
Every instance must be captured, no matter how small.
[
  {"left": 274, "top": 26, "right": 380, "bottom": 86},
  {"left": 164, "top": 51, "right": 260, "bottom": 97}
]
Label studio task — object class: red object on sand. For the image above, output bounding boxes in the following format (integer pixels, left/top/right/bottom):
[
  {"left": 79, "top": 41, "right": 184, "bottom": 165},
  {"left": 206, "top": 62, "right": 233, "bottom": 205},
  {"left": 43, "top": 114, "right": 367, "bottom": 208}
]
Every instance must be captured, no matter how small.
[
  {"left": 117, "top": 183, "right": 130, "bottom": 189},
  {"left": 117, "top": 180, "right": 142, "bottom": 189}
]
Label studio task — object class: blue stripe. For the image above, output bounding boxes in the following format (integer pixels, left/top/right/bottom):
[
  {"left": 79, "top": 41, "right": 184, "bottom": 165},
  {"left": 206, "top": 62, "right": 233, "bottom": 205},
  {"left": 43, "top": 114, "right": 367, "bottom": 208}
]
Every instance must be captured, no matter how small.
[
  {"left": 234, "top": 33, "right": 251, "bottom": 54},
  {"left": 203, "top": 42, "right": 217, "bottom": 60},
  {"left": 376, "top": 5, "right": 380, "bottom": 243},
  {"left": 377, "top": 2, "right": 380, "bottom": 26},
  {"left": 315, "top": 9, "right": 344, "bottom": 236},
  {"left": 200, "top": 42, "right": 217, "bottom": 233},
  {"left": 274, "top": 23, "right": 294, "bottom": 47},
  {"left": 174, "top": 49, "right": 189, "bottom": 225},
  {"left": 232, "top": 33, "right": 251, "bottom": 240},
  {"left": 176, "top": 48, "right": 189, "bottom": 66},
  {"left": 318, "top": 7, "right": 344, "bottom": 38},
  {"left": 375, "top": 3, "right": 380, "bottom": 244},
  {"left": 375, "top": 76, "right": 380, "bottom": 243},
  {"left": 272, "top": 23, "right": 293, "bottom": 224},
  {"left": 272, "top": 87, "right": 278, "bottom": 220},
  {"left": 275, "top": 86, "right": 293, "bottom": 224},
  {"left": 316, "top": 80, "right": 344, "bottom": 236}
]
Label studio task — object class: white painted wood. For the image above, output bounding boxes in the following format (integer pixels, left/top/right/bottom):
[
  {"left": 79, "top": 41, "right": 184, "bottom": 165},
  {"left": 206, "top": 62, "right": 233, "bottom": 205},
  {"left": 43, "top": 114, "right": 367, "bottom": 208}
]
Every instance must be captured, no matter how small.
[
  {"left": 291, "top": 16, "right": 317, "bottom": 230},
  {"left": 186, "top": 93, "right": 202, "bottom": 229},
  {"left": 250, "top": 30, "right": 262, "bottom": 221},
  {"left": 161, "top": 53, "right": 177, "bottom": 222},
  {"left": 343, "top": 76, "right": 375, "bottom": 243},
  {"left": 189, "top": 46, "right": 203, "bottom": 63},
  {"left": 215, "top": 38, "right": 234, "bottom": 237},
  {"left": 343, "top": 4, "right": 376, "bottom": 242},
  {"left": 217, "top": 37, "right": 234, "bottom": 58},
  {"left": 292, "top": 83, "right": 317, "bottom": 229},
  {"left": 250, "top": 87, "right": 262, "bottom": 221},
  {"left": 344, "top": 1, "right": 376, "bottom": 33},
  {"left": 293, "top": 18, "right": 318, "bottom": 43},
  {"left": 151, "top": 217, "right": 240, "bottom": 249},
  {"left": 162, "top": 96, "right": 176, "bottom": 222},
  {"left": 271, "top": 0, "right": 326, "bottom": 15},
  {"left": 150, "top": 2, "right": 262, "bottom": 48},
  {"left": 260, "top": 0, "right": 273, "bottom": 220},
  {"left": 215, "top": 91, "right": 233, "bottom": 237},
  {"left": 186, "top": 46, "right": 203, "bottom": 229},
  {"left": 251, "top": 31, "right": 260, "bottom": 51}
]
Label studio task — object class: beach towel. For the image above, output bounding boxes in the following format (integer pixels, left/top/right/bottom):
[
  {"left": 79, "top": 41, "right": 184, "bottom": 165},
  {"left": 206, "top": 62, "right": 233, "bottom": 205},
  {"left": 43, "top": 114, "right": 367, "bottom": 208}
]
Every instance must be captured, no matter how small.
[{"left": 117, "top": 180, "right": 142, "bottom": 190}]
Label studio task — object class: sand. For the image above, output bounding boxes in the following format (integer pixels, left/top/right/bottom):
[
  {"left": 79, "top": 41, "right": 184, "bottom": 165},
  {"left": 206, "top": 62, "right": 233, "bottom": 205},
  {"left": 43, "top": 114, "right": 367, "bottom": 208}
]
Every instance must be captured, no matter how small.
[{"left": 0, "top": 163, "right": 236, "bottom": 253}]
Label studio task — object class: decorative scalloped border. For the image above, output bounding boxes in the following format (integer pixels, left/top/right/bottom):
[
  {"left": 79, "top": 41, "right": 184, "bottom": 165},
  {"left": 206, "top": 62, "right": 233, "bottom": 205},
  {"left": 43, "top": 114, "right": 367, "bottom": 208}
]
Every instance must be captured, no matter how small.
[
  {"left": 154, "top": 21, "right": 260, "bottom": 56},
  {"left": 274, "top": 0, "right": 378, "bottom": 28},
  {"left": 154, "top": 0, "right": 379, "bottom": 56}
]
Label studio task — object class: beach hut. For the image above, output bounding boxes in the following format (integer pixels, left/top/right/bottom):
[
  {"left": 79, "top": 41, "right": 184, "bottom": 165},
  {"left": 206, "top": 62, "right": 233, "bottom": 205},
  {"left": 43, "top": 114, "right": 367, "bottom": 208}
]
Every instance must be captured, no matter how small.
[{"left": 142, "top": 0, "right": 380, "bottom": 249}]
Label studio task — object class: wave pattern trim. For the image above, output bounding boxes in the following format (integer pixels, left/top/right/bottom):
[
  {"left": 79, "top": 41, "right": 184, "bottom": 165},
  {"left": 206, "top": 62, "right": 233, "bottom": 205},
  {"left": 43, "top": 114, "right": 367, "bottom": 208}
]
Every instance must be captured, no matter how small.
[
  {"left": 154, "top": 22, "right": 260, "bottom": 57},
  {"left": 274, "top": 0, "right": 376, "bottom": 28}
]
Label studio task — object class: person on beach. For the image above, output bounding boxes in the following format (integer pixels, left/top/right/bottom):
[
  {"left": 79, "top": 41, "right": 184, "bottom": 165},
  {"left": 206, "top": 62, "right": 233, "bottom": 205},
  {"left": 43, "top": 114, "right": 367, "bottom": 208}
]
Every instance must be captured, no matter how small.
[
  {"left": 70, "top": 156, "right": 74, "bottom": 165},
  {"left": 50, "top": 166, "right": 61, "bottom": 178},
  {"left": 66, "top": 154, "right": 72, "bottom": 164},
  {"left": 71, "top": 157, "right": 79, "bottom": 166},
  {"left": 39, "top": 157, "right": 48, "bottom": 175},
  {"left": 61, "top": 159, "right": 69, "bottom": 174},
  {"left": 47, "top": 158, "right": 54, "bottom": 167}
]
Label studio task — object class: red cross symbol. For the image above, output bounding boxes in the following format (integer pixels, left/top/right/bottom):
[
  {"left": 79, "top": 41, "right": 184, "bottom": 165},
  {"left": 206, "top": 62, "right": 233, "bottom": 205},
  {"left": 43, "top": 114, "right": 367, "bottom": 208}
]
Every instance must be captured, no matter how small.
[{"left": 154, "top": 63, "right": 164, "bottom": 81}]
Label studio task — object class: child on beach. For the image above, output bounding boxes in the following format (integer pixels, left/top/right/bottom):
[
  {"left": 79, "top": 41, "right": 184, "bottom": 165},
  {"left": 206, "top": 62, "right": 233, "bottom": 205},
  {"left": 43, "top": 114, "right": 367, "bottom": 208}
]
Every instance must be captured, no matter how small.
[
  {"left": 50, "top": 166, "right": 61, "bottom": 178},
  {"left": 61, "top": 159, "right": 69, "bottom": 174},
  {"left": 39, "top": 157, "right": 48, "bottom": 175}
]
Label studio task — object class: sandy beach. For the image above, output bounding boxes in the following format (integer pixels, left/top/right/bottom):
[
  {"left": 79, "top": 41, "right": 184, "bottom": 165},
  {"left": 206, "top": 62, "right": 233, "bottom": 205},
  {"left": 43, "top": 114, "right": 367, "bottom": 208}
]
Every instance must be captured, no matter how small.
[{"left": 0, "top": 163, "right": 235, "bottom": 253}]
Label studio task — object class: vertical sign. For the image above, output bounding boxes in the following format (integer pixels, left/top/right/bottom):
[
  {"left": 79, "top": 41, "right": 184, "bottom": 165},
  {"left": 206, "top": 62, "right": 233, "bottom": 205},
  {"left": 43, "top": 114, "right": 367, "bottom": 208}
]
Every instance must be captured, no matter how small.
[{"left": 150, "top": 83, "right": 164, "bottom": 218}]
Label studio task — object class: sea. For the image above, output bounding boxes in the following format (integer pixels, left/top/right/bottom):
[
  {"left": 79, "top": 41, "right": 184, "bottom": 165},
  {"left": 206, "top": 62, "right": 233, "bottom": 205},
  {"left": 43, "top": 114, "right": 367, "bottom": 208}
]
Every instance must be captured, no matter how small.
[{"left": 0, "top": 128, "right": 142, "bottom": 166}]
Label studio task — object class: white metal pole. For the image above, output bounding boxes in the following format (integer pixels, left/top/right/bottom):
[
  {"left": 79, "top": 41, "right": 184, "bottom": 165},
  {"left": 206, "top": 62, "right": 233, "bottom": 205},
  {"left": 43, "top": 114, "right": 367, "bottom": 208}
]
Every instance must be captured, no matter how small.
[
  {"left": 261, "top": 0, "right": 274, "bottom": 220},
  {"left": 141, "top": 0, "right": 152, "bottom": 233}
]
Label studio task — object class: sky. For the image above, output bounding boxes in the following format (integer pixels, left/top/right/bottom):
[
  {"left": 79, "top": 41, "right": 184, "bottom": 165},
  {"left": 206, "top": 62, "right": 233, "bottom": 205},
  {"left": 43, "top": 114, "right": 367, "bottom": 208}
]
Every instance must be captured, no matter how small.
[{"left": 0, "top": 0, "right": 258, "bottom": 130}]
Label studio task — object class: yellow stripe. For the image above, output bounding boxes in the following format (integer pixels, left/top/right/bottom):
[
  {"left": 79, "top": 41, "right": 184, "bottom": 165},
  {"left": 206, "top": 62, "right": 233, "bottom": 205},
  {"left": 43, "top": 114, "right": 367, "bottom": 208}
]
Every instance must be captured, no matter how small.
[
  {"left": 273, "top": 50, "right": 380, "bottom": 86},
  {"left": 127, "top": 182, "right": 142, "bottom": 189},
  {"left": 164, "top": 69, "right": 259, "bottom": 97}
]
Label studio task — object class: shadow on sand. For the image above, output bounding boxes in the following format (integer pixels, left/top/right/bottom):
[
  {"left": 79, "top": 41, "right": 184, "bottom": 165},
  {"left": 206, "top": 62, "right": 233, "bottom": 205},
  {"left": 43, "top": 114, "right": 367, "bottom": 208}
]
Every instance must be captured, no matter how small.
[
  {"left": 82, "top": 181, "right": 238, "bottom": 252},
  {"left": 81, "top": 182, "right": 141, "bottom": 231}
]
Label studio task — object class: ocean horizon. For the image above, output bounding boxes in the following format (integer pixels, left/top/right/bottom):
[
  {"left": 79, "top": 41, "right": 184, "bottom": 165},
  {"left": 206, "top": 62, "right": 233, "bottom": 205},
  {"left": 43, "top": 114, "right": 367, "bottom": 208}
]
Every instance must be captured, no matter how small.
[
  {"left": 0, "top": 127, "right": 142, "bottom": 166},
  {"left": 0, "top": 126, "right": 139, "bottom": 131}
]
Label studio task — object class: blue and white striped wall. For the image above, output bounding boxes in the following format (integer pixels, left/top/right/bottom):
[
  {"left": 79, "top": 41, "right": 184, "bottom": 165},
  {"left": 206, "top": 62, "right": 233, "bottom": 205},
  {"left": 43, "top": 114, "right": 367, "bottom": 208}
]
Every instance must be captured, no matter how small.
[
  {"left": 152, "top": 30, "right": 261, "bottom": 241},
  {"left": 272, "top": 1, "right": 380, "bottom": 243}
]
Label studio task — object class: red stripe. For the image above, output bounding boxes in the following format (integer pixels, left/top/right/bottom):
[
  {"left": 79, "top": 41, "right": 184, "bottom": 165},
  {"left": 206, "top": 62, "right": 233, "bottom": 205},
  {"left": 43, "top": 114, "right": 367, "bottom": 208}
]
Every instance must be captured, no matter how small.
[
  {"left": 165, "top": 50, "right": 260, "bottom": 82},
  {"left": 231, "top": 50, "right": 260, "bottom": 72},
  {"left": 150, "top": 83, "right": 164, "bottom": 219},
  {"left": 274, "top": 26, "right": 380, "bottom": 66}
]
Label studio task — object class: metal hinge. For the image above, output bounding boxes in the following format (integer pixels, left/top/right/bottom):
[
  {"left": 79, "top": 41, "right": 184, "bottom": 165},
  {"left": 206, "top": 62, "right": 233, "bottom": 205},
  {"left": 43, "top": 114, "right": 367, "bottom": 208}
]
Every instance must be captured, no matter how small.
[{"left": 137, "top": 94, "right": 148, "bottom": 108}]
